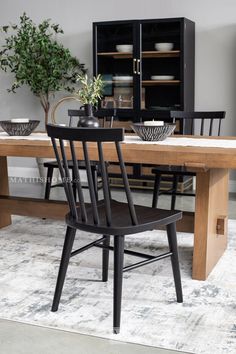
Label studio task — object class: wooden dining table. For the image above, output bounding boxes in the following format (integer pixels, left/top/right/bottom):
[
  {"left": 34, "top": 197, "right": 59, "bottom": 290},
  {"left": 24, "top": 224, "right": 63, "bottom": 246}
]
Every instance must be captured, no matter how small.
[{"left": 0, "top": 133, "right": 236, "bottom": 281}]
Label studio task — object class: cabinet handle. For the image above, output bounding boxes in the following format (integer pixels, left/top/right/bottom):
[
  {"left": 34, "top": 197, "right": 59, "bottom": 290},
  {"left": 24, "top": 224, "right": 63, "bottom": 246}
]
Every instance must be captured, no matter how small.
[
  {"left": 133, "top": 58, "right": 137, "bottom": 74},
  {"left": 137, "top": 59, "right": 141, "bottom": 75}
]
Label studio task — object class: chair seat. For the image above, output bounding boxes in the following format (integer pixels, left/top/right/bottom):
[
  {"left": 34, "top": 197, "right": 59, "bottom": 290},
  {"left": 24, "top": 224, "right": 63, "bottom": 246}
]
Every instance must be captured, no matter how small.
[
  {"left": 66, "top": 199, "right": 182, "bottom": 236},
  {"left": 152, "top": 165, "right": 195, "bottom": 176},
  {"left": 44, "top": 160, "right": 99, "bottom": 169}
]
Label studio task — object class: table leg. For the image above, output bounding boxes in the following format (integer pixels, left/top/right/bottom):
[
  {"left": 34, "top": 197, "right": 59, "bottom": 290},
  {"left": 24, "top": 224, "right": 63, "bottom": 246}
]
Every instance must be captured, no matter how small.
[
  {"left": 0, "top": 157, "right": 12, "bottom": 228},
  {"left": 192, "top": 168, "right": 228, "bottom": 280}
]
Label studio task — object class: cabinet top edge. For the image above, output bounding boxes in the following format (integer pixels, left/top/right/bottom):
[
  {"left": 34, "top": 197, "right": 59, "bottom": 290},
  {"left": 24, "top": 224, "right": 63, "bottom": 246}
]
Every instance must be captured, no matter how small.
[{"left": 93, "top": 17, "right": 195, "bottom": 26}]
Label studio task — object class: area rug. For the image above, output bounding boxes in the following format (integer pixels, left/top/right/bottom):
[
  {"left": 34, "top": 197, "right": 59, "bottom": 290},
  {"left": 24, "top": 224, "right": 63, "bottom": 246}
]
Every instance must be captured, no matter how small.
[{"left": 0, "top": 216, "right": 235, "bottom": 354}]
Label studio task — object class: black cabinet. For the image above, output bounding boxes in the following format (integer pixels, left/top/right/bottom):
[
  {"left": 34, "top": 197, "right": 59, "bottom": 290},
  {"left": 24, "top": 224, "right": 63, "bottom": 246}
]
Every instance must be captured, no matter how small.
[
  {"left": 93, "top": 18, "right": 195, "bottom": 189},
  {"left": 93, "top": 17, "right": 195, "bottom": 133}
]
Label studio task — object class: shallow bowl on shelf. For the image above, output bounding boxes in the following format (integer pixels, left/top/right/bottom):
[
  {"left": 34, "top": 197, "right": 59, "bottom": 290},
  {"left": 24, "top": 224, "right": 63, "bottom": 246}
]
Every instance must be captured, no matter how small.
[
  {"left": 151, "top": 75, "right": 174, "bottom": 80},
  {"left": 116, "top": 44, "right": 133, "bottom": 53},
  {"left": 112, "top": 75, "right": 133, "bottom": 81},
  {"left": 154, "top": 42, "right": 174, "bottom": 51},
  {"left": 131, "top": 123, "right": 176, "bottom": 141},
  {"left": 0, "top": 120, "right": 40, "bottom": 136}
]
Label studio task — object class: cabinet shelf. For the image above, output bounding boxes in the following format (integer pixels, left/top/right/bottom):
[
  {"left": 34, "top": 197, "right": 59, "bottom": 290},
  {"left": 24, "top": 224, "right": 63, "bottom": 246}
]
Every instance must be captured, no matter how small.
[
  {"left": 104, "top": 80, "right": 180, "bottom": 86},
  {"left": 143, "top": 80, "right": 180, "bottom": 86},
  {"left": 142, "top": 51, "right": 180, "bottom": 58},
  {"left": 97, "top": 50, "right": 180, "bottom": 59}
]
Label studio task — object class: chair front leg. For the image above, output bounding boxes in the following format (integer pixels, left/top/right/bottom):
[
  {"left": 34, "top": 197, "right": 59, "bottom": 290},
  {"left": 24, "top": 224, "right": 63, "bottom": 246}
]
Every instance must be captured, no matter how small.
[
  {"left": 166, "top": 223, "right": 183, "bottom": 303},
  {"left": 102, "top": 236, "right": 110, "bottom": 282},
  {"left": 113, "top": 235, "right": 125, "bottom": 334},
  {"left": 51, "top": 226, "right": 76, "bottom": 312}
]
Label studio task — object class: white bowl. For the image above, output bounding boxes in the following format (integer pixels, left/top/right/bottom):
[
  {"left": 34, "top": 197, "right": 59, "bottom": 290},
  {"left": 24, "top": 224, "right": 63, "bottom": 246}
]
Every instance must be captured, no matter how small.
[
  {"left": 154, "top": 42, "right": 174, "bottom": 51},
  {"left": 116, "top": 44, "right": 133, "bottom": 53},
  {"left": 10, "top": 118, "right": 30, "bottom": 123},
  {"left": 151, "top": 75, "right": 174, "bottom": 80},
  {"left": 112, "top": 76, "right": 133, "bottom": 81}
]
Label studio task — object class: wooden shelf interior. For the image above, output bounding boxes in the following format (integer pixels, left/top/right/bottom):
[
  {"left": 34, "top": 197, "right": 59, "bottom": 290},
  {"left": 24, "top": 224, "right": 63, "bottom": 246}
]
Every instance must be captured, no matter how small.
[
  {"left": 143, "top": 80, "right": 180, "bottom": 86},
  {"left": 97, "top": 50, "right": 180, "bottom": 59},
  {"left": 104, "top": 80, "right": 180, "bottom": 86}
]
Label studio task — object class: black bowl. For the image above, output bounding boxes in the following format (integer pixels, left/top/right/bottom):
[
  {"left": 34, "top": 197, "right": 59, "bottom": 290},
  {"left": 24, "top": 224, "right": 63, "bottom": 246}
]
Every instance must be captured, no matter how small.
[
  {"left": 131, "top": 123, "right": 176, "bottom": 141},
  {"left": 0, "top": 120, "right": 40, "bottom": 136}
]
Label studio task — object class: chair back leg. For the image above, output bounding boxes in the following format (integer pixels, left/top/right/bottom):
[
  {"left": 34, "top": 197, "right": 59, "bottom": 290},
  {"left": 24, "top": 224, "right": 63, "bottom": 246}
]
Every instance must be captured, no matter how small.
[
  {"left": 113, "top": 235, "right": 125, "bottom": 334},
  {"left": 92, "top": 168, "right": 98, "bottom": 201},
  {"left": 171, "top": 175, "right": 179, "bottom": 210},
  {"left": 51, "top": 226, "right": 76, "bottom": 312},
  {"left": 102, "top": 236, "right": 110, "bottom": 282},
  {"left": 166, "top": 223, "right": 183, "bottom": 303},
  {"left": 72, "top": 170, "right": 77, "bottom": 202},
  {"left": 152, "top": 173, "right": 162, "bottom": 208},
  {"left": 44, "top": 166, "right": 54, "bottom": 200}
]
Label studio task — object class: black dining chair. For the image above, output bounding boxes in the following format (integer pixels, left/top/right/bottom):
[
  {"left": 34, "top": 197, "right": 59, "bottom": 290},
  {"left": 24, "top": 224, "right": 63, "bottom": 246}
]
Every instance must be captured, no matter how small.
[
  {"left": 44, "top": 109, "right": 115, "bottom": 201},
  {"left": 46, "top": 124, "right": 183, "bottom": 334},
  {"left": 151, "top": 111, "right": 226, "bottom": 210}
]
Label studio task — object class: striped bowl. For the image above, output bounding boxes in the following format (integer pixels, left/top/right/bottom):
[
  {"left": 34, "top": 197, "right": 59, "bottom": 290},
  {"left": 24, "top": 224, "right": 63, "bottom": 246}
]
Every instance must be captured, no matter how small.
[{"left": 131, "top": 123, "right": 176, "bottom": 141}]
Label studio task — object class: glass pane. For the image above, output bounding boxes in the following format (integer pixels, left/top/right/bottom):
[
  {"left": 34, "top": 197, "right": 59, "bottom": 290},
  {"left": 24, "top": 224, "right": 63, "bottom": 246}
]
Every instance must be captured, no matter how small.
[
  {"left": 141, "top": 21, "right": 181, "bottom": 112},
  {"left": 96, "top": 23, "right": 134, "bottom": 110}
]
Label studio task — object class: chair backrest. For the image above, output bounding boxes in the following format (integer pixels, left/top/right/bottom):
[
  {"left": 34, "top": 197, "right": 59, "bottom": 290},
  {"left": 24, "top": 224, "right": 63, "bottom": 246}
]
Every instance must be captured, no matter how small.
[
  {"left": 46, "top": 124, "right": 138, "bottom": 226},
  {"left": 67, "top": 109, "right": 86, "bottom": 127},
  {"left": 170, "top": 111, "right": 226, "bottom": 136},
  {"left": 68, "top": 109, "right": 116, "bottom": 128}
]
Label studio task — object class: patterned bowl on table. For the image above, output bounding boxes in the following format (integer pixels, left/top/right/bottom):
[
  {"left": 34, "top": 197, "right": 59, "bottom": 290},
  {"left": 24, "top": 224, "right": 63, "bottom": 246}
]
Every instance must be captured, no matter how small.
[
  {"left": 0, "top": 120, "right": 40, "bottom": 136},
  {"left": 131, "top": 123, "right": 176, "bottom": 141}
]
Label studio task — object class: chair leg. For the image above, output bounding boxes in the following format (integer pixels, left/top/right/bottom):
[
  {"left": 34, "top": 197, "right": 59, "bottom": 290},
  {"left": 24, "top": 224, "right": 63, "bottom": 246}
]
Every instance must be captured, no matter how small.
[
  {"left": 92, "top": 168, "right": 98, "bottom": 201},
  {"left": 102, "top": 236, "right": 110, "bottom": 282},
  {"left": 166, "top": 223, "right": 183, "bottom": 303},
  {"left": 152, "top": 173, "right": 161, "bottom": 208},
  {"left": 171, "top": 175, "right": 179, "bottom": 210},
  {"left": 72, "top": 170, "right": 77, "bottom": 202},
  {"left": 113, "top": 235, "right": 125, "bottom": 334},
  {"left": 44, "top": 166, "right": 54, "bottom": 200},
  {"left": 51, "top": 226, "right": 76, "bottom": 312}
]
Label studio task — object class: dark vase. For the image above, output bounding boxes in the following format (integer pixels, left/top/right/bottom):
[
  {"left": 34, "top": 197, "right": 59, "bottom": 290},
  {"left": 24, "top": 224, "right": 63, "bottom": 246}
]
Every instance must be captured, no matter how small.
[
  {"left": 78, "top": 103, "right": 99, "bottom": 128},
  {"left": 78, "top": 116, "right": 99, "bottom": 128},
  {"left": 84, "top": 104, "right": 93, "bottom": 117}
]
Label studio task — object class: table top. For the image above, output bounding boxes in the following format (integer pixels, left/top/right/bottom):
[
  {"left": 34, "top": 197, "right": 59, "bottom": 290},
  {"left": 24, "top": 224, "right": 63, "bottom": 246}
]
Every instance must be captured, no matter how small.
[{"left": 1, "top": 133, "right": 236, "bottom": 169}]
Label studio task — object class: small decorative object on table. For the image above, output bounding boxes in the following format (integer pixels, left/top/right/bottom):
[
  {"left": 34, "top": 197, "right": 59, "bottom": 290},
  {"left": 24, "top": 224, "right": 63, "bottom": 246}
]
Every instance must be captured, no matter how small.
[
  {"left": 131, "top": 121, "right": 176, "bottom": 141},
  {"left": 0, "top": 119, "right": 40, "bottom": 136},
  {"left": 75, "top": 74, "right": 104, "bottom": 128}
]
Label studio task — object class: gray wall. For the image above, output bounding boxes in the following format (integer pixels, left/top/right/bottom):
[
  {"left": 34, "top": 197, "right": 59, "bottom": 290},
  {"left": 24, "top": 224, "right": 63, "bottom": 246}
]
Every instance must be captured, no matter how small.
[{"left": 1, "top": 0, "right": 236, "bottom": 181}]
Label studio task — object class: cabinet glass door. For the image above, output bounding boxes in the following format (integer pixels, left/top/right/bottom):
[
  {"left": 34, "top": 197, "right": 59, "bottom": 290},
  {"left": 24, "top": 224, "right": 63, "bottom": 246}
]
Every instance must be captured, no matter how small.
[
  {"left": 95, "top": 22, "right": 135, "bottom": 113},
  {"left": 140, "top": 21, "right": 181, "bottom": 116}
]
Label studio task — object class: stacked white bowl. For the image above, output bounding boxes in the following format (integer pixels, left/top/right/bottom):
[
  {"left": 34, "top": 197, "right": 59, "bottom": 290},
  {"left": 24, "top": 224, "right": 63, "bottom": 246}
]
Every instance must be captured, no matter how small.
[{"left": 154, "top": 43, "right": 174, "bottom": 51}]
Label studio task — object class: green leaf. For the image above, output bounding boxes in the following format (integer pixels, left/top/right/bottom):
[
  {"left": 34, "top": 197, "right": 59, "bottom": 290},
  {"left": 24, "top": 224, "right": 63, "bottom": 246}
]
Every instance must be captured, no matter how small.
[{"left": 2, "top": 26, "right": 9, "bottom": 33}]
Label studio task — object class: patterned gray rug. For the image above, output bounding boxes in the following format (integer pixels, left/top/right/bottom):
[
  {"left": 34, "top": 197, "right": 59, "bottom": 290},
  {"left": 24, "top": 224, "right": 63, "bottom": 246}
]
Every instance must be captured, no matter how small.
[{"left": 0, "top": 216, "right": 235, "bottom": 354}]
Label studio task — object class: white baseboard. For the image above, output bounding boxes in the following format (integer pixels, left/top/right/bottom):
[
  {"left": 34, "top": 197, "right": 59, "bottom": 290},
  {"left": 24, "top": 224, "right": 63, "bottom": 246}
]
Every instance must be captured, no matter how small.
[{"left": 9, "top": 167, "right": 40, "bottom": 178}]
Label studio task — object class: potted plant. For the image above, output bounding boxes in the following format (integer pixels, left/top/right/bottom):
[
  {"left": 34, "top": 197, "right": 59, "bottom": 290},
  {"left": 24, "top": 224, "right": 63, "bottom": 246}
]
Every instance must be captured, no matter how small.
[
  {"left": 0, "top": 13, "right": 86, "bottom": 128},
  {"left": 75, "top": 74, "right": 104, "bottom": 121}
]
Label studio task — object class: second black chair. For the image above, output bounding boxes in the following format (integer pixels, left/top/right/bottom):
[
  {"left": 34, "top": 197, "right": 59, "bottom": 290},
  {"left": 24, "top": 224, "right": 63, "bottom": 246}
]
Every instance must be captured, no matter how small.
[
  {"left": 44, "top": 109, "right": 115, "bottom": 200},
  {"left": 47, "top": 124, "right": 183, "bottom": 334},
  {"left": 151, "top": 111, "right": 226, "bottom": 210}
]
